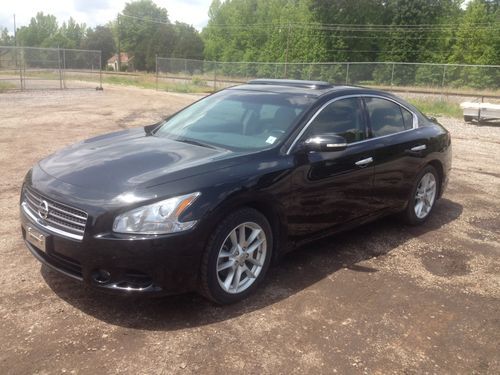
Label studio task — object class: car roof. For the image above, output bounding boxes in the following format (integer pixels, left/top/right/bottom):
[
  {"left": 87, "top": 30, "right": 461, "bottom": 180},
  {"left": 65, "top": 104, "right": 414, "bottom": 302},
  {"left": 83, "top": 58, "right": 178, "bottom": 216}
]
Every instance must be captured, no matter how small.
[
  {"left": 231, "top": 79, "right": 365, "bottom": 97},
  {"left": 227, "top": 79, "right": 426, "bottom": 120}
]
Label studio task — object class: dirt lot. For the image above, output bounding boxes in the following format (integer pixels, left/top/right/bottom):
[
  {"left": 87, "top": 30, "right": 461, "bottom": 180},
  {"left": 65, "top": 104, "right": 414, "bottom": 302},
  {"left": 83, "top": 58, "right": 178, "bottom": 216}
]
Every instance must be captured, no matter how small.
[{"left": 0, "top": 86, "right": 499, "bottom": 374}]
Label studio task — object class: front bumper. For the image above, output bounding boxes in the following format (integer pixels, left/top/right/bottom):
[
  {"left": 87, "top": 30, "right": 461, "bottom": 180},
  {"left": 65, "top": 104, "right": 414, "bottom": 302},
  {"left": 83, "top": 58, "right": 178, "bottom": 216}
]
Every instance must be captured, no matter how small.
[{"left": 20, "top": 208, "right": 204, "bottom": 295}]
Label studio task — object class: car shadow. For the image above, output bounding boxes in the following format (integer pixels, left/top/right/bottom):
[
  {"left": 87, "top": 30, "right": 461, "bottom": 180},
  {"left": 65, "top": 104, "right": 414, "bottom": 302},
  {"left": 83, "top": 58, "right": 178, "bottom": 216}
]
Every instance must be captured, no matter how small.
[{"left": 42, "top": 198, "right": 463, "bottom": 331}]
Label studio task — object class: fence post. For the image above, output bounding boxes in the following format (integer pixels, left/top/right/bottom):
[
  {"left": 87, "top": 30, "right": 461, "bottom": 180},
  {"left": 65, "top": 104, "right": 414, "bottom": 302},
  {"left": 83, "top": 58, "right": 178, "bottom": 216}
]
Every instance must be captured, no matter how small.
[
  {"left": 57, "top": 47, "right": 63, "bottom": 89},
  {"left": 99, "top": 51, "right": 103, "bottom": 90},
  {"left": 284, "top": 24, "right": 291, "bottom": 78},
  {"left": 213, "top": 61, "right": 217, "bottom": 92},
  {"left": 345, "top": 63, "right": 350, "bottom": 84},
  {"left": 441, "top": 65, "right": 447, "bottom": 96},
  {"left": 16, "top": 47, "right": 23, "bottom": 90},
  {"left": 391, "top": 63, "right": 395, "bottom": 86},
  {"left": 21, "top": 48, "right": 25, "bottom": 90},
  {"left": 155, "top": 54, "right": 158, "bottom": 91},
  {"left": 62, "top": 49, "right": 66, "bottom": 89}
]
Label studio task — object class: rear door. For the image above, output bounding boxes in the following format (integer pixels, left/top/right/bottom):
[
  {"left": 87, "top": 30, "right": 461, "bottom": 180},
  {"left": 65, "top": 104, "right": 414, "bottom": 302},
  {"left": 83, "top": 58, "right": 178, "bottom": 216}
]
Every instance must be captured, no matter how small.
[{"left": 363, "top": 96, "right": 429, "bottom": 210}]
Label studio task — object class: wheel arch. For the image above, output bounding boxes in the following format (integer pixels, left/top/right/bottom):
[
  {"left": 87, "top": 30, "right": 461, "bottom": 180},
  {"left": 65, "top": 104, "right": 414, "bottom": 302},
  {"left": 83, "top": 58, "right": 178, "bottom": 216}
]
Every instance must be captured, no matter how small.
[
  {"left": 202, "top": 193, "right": 289, "bottom": 264},
  {"left": 427, "top": 159, "right": 444, "bottom": 198},
  {"left": 243, "top": 200, "right": 289, "bottom": 263}
]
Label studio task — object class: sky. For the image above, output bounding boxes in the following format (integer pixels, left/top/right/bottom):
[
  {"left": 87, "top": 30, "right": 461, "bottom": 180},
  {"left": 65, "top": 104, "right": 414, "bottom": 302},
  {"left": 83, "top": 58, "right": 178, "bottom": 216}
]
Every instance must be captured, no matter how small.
[{"left": 0, "top": 0, "right": 213, "bottom": 34}]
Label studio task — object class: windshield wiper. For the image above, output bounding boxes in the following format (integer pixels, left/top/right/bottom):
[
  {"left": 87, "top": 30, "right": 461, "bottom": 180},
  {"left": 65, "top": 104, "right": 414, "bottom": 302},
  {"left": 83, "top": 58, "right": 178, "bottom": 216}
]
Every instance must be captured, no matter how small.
[{"left": 175, "top": 137, "right": 219, "bottom": 150}]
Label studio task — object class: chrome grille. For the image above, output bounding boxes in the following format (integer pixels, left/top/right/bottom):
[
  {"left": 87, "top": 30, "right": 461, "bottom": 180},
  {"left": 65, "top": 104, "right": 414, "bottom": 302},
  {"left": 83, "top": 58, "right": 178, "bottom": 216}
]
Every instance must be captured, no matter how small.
[{"left": 23, "top": 187, "right": 88, "bottom": 240}]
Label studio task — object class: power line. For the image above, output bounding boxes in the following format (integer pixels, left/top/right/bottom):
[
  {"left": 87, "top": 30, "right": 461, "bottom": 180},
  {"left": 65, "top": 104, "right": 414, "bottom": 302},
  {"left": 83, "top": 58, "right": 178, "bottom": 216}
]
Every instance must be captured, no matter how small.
[
  {"left": 119, "top": 13, "right": 170, "bottom": 25},
  {"left": 118, "top": 14, "right": 500, "bottom": 32},
  {"left": 325, "top": 48, "right": 454, "bottom": 54},
  {"left": 288, "top": 32, "right": 498, "bottom": 41},
  {"left": 205, "top": 26, "right": 499, "bottom": 32},
  {"left": 205, "top": 22, "right": 499, "bottom": 31},
  {"left": 206, "top": 21, "right": 499, "bottom": 28},
  {"left": 116, "top": 13, "right": 499, "bottom": 57}
]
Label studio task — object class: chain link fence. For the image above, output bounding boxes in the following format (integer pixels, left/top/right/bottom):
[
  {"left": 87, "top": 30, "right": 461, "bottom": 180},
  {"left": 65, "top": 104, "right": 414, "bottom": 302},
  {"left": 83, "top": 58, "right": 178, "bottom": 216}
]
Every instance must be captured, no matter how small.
[
  {"left": 156, "top": 57, "right": 500, "bottom": 96},
  {"left": 0, "top": 46, "right": 102, "bottom": 91}
]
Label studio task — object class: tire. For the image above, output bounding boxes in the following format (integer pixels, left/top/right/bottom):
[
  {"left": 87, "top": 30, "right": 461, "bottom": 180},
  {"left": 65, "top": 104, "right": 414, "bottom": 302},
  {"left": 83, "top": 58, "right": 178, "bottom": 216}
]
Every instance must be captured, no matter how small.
[
  {"left": 403, "top": 165, "right": 439, "bottom": 225},
  {"left": 464, "top": 115, "right": 474, "bottom": 123},
  {"left": 199, "top": 208, "right": 273, "bottom": 304}
]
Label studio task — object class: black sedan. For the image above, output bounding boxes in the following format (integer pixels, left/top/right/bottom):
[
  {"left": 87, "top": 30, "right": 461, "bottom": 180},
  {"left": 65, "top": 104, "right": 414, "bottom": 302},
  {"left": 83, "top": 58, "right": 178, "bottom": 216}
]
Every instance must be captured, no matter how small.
[{"left": 20, "top": 79, "right": 452, "bottom": 304}]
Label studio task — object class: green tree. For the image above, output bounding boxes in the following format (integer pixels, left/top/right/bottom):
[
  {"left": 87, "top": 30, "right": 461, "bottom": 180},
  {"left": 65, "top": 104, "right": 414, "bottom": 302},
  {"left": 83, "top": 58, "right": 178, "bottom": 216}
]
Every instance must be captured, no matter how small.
[
  {"left": 450, "top": 0, "right": 499, "bottom": 65},
  {"left": 0, "top": 28, "right": 14, "bottom": 46},
  {"left": 311, "top": 0, "right": 388, "bottom": 63},
  {"left": 12, "top": 13, "right": 87, "bottom": 49},
  {"left": 172, "top": 22, "right": 204, "bottom": 60},
  {"left": 381, "top": 0, "right": 456, "bottom": 63},
  {"left": 117, "top": 0, "right": 171, "bottom": 70},
  {"left": 84, "top": 26, "right": 116, "bottom": 68},
  {"left": 145, "top": 23, "right": 176, "bottom": 71},
  {"left": 17, "top": 12, "right": 58, "bottom": 47},
  {"left": 202, "top": 0, "right": 328, "bottom": 67},
  {"left": 59, "top": 18, "right": 87, "bottom": 48},
  {"left": 448, "top": 0, "right": 500, "bottom": 88}
]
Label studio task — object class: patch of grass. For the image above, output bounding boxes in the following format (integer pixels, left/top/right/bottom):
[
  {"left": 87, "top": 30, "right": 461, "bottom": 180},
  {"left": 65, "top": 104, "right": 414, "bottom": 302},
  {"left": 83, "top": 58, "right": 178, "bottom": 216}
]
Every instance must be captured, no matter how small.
[
  {"left": 97, "top": 73, "right": 211, "bottom": 93},
  {"left": 102, "top": 75, "right": 155, "bottom": 89},
  {"left": 0, "top": 81, "right": 16, "bottom": 92},
  {"left": 408, "top": 98, "right": 462, "bottom": 119}
]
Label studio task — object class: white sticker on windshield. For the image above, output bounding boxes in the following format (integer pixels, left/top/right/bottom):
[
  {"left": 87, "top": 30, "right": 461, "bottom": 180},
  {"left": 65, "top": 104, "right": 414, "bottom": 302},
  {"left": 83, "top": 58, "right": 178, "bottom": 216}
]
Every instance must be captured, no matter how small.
[{"left": 266, "top": 136, "right": 277, "bottom": 144}]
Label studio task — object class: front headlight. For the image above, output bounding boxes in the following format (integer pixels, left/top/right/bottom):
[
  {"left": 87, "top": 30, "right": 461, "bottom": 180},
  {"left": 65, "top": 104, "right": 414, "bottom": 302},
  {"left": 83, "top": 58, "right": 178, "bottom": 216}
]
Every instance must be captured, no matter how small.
[{"left": 113, "top": 192, "right": 200, "bottom": 234}]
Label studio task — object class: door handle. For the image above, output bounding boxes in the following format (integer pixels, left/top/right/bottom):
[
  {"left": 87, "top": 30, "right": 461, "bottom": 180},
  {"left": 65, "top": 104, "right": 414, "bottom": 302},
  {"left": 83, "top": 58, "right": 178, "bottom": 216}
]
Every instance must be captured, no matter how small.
[
  {"left": 355, "top": 157, "right": 373, "bottom": 167},
  {"left": 410, "top": 144, "right": 427, "bottom": 152}
]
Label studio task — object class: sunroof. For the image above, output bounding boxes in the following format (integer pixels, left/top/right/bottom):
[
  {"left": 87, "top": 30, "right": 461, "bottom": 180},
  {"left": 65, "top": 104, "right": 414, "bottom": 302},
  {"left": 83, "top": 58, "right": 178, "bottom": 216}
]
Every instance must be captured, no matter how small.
[{"left": 247, "top": 79, "right": 333, "bottom": 90}]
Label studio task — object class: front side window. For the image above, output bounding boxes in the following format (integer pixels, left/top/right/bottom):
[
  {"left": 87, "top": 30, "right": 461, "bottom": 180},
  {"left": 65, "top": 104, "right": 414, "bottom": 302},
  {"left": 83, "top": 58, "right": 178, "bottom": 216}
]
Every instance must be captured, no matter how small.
[
  {"left": 155, "top": 90, "right": 314, "bottom": 151},
  {"left": 365, "top": 97, "right": 407, "bottom": 137},
  {"left": 305, "top": 97, "right": 366, "bottom": 143}
]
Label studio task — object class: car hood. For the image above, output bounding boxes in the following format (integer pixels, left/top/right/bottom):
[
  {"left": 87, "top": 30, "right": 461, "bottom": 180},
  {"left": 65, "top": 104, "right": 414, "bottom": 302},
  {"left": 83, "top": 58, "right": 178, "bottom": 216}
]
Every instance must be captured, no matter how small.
[{"left": 38, "top": 128, "right": 236, "bottom": 194}]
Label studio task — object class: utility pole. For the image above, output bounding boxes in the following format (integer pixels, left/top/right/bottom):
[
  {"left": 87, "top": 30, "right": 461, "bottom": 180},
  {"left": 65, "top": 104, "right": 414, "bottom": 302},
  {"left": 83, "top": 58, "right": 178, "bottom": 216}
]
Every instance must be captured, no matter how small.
[
  {"left": 13, "top": 14, "right": 17, "bottom": 46},
  {"left": 284, "top": 24, "right": 291, "bottom": 78},
  {"left": 13, "top": 14, "right": 23, "bottom": 90},
  {"left": 155, "top": 54, "right": 158, "bottom": 90},
  {"left": 117, "top": 14, "right": 121, "bottom": 71}
]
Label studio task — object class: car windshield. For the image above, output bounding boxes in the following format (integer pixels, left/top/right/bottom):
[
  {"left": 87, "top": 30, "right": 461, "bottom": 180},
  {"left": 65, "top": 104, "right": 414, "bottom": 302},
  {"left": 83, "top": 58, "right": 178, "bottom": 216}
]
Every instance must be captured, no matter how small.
[{"left": 154, "top": 89, "right": 315, "bottom": 151}]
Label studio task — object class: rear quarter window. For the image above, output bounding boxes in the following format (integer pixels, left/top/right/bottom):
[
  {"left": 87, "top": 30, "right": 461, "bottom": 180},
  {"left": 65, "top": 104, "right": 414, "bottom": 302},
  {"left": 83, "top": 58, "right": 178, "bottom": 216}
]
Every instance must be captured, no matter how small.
[{"left": 401, "top": 107, "right": 415, "bottom": 129}]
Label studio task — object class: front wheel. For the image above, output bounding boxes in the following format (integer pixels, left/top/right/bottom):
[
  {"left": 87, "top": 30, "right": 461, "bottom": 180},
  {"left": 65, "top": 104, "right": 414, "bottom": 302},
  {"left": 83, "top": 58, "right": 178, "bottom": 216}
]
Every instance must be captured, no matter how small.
[
  {"left": 403, "top": 165, "right": 439, "bottom": 225},
  {"left": 199, "top": 208, "right": 273, "bottom": 304}
]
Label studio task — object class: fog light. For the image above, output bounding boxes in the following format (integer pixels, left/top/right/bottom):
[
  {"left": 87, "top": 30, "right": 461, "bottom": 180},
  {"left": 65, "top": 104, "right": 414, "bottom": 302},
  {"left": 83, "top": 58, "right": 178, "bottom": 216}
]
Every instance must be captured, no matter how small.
[{"left": 92, "top": 269, "right": 111, "bottom": 284}]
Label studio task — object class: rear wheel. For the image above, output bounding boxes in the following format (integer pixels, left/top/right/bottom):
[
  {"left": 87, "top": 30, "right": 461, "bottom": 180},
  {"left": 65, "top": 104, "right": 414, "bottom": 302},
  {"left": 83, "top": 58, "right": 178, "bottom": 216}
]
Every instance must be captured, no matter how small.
[
  {"left": 403, "top": 165, "right": 439, "bottom": 225},
  {"left": 464, "top": 115, "right": 474, "bottom": 123},
  {"left": 200, "top": 208, "right": 272, "bottom": 304}
]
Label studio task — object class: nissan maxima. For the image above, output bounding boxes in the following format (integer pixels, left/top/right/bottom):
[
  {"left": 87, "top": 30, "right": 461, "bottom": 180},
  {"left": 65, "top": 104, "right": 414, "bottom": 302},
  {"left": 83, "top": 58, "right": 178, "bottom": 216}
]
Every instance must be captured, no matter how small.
[{"left": 20, "top": 79, "right": 452, "bottom": 304}]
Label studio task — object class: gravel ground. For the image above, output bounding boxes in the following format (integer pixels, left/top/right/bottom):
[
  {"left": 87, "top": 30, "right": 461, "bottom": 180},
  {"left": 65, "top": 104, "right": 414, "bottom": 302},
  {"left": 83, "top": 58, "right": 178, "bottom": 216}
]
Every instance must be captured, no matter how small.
[{"left": 0, "top": 86, "right": 499, "bottom": 374}]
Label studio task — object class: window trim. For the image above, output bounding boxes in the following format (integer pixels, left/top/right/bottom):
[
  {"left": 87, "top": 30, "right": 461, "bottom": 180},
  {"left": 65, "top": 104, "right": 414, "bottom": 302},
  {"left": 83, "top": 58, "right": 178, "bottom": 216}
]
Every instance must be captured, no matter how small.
[{"left": 286, "top": 94, "right": 419, "bottom": 155}]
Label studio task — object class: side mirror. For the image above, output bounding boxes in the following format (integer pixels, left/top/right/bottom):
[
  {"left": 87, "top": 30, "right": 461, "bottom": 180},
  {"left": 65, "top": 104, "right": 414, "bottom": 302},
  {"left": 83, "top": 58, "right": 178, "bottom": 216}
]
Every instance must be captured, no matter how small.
[{"left": 301, "top": 134, "right": 348, "bottom": 152}]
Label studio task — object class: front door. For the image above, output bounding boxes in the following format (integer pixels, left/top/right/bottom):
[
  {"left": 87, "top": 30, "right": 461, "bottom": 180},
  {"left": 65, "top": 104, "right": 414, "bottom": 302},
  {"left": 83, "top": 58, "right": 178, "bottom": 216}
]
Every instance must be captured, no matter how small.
[{"left": 287, "top": 97, "right": 375, "bottom": 238}]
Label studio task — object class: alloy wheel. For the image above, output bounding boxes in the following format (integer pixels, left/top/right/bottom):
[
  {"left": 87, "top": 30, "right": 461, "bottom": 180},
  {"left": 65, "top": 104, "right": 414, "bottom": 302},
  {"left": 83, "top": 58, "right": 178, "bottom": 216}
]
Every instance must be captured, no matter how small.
[
  {"left": 216, "top": 222, "right": 267, "bottom": 294},
  {"left": 414, "top": 172, "right": 437, "bottom": 219}
]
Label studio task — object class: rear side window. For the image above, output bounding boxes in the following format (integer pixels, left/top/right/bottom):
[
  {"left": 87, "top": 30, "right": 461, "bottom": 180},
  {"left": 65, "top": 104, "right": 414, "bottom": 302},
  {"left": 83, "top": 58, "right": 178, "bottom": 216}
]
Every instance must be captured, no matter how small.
[
  {"left": 365, "top": 97, "right": 406, "bottom": 137},
  {"left": 306, "top": 97, "right": 366, "bottom": 143}
]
